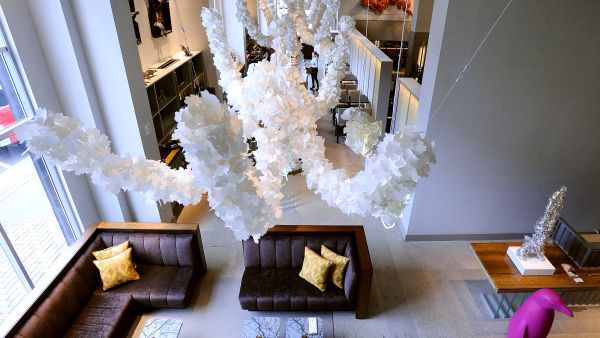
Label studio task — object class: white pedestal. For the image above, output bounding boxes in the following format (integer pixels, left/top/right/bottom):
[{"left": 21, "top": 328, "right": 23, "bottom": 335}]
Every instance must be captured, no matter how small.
[{"left": 506, "top": 246, "right": 555, "bottom": 276}]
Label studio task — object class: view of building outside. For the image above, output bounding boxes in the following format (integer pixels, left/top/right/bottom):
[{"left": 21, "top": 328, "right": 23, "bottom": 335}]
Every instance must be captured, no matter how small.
[
  {"left": 0, "top": 18, "right": 78, "bottom": 325},
  {"left": 0, "top": 156, "right": 68, "bottom": 323}
]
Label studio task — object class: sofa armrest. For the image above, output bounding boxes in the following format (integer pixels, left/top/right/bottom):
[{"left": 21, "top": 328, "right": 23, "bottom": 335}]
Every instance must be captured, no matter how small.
[{"left": 353, "top": 227, "right": 373, "bottom": 319}]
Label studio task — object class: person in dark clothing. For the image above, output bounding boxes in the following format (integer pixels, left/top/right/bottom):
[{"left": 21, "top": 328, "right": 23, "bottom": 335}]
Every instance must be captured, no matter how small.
[
  {"left": 301, "top": 43, "right": 314, "bottom": 60},
  {"left": 310, "top": 51, "right": 319, "bottom": 91}
]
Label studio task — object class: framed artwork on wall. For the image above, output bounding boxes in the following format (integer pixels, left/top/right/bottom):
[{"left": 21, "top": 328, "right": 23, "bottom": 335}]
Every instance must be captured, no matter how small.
[{"left": 149, "top": 0, "right": 173, "bottom": 38}]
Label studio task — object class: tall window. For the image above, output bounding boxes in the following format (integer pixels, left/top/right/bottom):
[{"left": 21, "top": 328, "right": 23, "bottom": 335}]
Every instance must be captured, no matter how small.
[{"left": 0, "top": 13, "right": 81, "bottom": 325}]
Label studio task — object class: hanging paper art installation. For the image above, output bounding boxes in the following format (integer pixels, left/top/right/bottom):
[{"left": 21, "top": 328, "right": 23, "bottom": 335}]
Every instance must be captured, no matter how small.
[
  {"left": 17, "top": 0, "right": 435, "bottom": 241},
  {"left": 517, "top": 187, "right": 567, "bottom": 261}
]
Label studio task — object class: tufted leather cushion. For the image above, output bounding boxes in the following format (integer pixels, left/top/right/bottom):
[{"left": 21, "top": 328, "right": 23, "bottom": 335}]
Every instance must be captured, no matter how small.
[
  {"left": 243, "top": 235, "right": 354, "bottom": 268},
  {"left": 239, "top": 268, "right": 351, "bottom": 311},
  {"left": 99, "top": 232, "right": 195, "bottom": 266},
  {"left": 240, "top": 234, "right": 358, "bottom": 311},
  {"left": 102, "top": 264, "right": 196, "bottom": 308},
  {"left": 14, "top": 237, "right": 105, "bottom": 338},
  {"left": 64, "top": 293, "right": 135, "bottom": 338}
]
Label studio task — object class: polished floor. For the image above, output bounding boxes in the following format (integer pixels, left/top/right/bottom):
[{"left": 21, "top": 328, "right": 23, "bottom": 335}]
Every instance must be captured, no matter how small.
[{"left": 130, "top": 118, "right": 600, "bottom": 337}]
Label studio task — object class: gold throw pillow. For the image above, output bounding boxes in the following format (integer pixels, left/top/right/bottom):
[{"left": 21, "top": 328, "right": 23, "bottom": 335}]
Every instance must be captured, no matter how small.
[
  {"left": 320, "top": 245, "right": 350, "bottom": 289},
  {"left": 93, "top": 248, "right": 140, "bottom": 290},
  {"left": 299, "top": 246, "right": 334, "bottom": 291},
  {"left": 92, "top": 241, "right": 130, "bottom": 260}
]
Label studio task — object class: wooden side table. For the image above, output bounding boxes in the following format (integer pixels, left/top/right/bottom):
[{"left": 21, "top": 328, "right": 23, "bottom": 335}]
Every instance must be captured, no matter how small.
[{"left": 471, "top": 242, "right": 600, "bottom": 318}]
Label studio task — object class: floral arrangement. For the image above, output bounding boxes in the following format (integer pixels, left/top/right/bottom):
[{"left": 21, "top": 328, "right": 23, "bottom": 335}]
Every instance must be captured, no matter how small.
[
  {"left": 17, "top": 0, "right": 433, "bottom": 241},
  {"left": 360, "top": 0, "right": 412, "bottom": 15}
]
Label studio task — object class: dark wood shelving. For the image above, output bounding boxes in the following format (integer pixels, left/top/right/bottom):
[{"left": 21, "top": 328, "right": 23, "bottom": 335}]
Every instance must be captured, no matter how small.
[
  {"left": 156, "top": 94, "right": 177, "bottom": 113},
  {"left": 158, "top": 125, "right": 177, "bottom": 147},
  {"left": 144, "top": 51, "right": 206, "bottom": 220}
]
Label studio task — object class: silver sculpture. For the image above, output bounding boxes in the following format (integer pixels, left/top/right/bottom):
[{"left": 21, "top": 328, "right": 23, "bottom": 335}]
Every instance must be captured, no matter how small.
[{"left": 517, "top": 186, "right": 567, "bottom": 261}]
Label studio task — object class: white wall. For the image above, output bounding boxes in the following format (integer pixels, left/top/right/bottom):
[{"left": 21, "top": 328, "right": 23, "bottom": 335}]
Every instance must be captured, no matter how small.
[
  {"left": 348, "top": 30, "right": 392, "bottom": 133},
  {"left": 135, "top": 0, "right": 209, "bottom": 70},
  {"left": 406, "top": 0, "right": 600, "bottom": 239},
  {"left": 222, "top": 0, "right": 246, "bottom": 63},
  {"left": 414, "top": 0, "right": 446, "bottom": 134},
  {"left": 411, "top": 0, "right": 433, "bottom": 33}
]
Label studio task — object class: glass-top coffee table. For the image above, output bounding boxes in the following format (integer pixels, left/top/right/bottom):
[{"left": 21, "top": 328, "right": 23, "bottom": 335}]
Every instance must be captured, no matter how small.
[
  {"left": 139, "top": 318, "right": 182, "bottom": 338},
  {"left": 242, "top": 316, "right": 281, "bottom": 338},
  {"left": 285, "top": 317, "right": 323, "bottom": 338}
]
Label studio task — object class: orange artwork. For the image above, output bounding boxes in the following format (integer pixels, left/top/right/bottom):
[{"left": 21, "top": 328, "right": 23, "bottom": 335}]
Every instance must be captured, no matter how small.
[{"left": 360, "top": 0, "right": 412, "bottom": 16}]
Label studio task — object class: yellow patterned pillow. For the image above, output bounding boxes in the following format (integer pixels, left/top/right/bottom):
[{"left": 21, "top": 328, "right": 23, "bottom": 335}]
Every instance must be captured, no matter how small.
[
  {"left": 93, "top": 248, "right": 140, "bottom": 290},
  {"left": 320, "top": 245, "right": 350, "bottom": 289},
  {"left": 92, "top": 241, "right": 130, "bottom": 260},
  {"left": 299, "top": 247, "right": 334, "bottom": 291}
]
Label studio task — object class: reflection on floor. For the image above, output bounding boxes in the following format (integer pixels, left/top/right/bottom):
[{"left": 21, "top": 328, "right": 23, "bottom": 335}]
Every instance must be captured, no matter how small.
[{"left": 130, "top": 118, "right": 600, "bottom": 337}]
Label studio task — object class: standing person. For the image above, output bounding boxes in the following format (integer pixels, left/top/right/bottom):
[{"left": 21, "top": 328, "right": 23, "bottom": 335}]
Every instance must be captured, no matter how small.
[
  {"left": 310, "top": 52, "right": 319, "bottom": 91},
  {"left": 301, "top": 43, "right": 314, "bottom": 85}
]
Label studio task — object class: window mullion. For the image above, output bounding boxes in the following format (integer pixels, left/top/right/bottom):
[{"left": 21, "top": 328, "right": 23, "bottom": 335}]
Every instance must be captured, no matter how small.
[{"left": 0, "top": 223, "right": 34, "bottom": 291}]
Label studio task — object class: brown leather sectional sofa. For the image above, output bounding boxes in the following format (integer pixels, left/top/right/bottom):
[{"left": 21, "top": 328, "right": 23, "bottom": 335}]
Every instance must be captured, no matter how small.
[
  {"left": 8, "top": 222, "right": 206, "bottom": 338},
  {"left": 239, "top": 225, "right": 373, "bottom": 319}
]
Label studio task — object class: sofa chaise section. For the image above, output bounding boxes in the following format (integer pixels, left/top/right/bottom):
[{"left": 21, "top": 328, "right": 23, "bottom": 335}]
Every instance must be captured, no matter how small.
[{"left": 9, "top": 222, "right": 206, "bottom": 338}]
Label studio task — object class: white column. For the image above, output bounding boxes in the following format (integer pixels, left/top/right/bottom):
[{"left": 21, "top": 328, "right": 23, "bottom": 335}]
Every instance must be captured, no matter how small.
[
  {"left": 220, "top": 0, "right": 246, "bottom": 63},
  {"left": 69, "top": 0, "right": 171, "bottom": 222},
  {"left": 14, "top": 0, "right": 172, "bottom": 224},
  {"left": 258, "top": 1, "right": 270, "bottom": 36}
]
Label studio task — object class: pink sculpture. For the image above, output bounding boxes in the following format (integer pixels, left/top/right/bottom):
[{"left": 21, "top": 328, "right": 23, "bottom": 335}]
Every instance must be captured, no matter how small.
[{"left": 507, "top": 288, "right": 573, "bottom": 338}]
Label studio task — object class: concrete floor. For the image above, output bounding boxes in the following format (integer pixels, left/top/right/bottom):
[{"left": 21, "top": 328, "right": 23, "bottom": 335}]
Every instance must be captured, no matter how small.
[{"left": 130, "top": 118, "right": 600, "bottom": 337}]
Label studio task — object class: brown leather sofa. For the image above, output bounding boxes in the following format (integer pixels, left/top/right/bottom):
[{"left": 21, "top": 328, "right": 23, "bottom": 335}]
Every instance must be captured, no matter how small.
[
  {"left": 7, "top": 222, "right": 206, "bottom": 338},
  {"left": 239, "top": 225, "right": 372, "bottom": 318}
]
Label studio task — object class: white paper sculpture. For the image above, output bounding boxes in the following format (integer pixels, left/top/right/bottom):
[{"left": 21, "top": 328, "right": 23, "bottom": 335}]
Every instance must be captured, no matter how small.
[
  {"left": 17, "top": 0, "right": 435, "bottom": 241},
  {"left": 341, "top": 107, "right": 382, "bottom": 156}
]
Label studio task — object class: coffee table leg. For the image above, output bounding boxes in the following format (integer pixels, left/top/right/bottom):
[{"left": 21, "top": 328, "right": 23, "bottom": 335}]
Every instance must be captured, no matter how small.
[
  {"left": 482, "top": 292, "right": 519, "bottom": 319},
  {"left": 482, "top": 293, "right": 504, "bottom": 319},
  {"left": 494, "top": 294, "right": 507, "bottom": 318},
  {"left": 506, "top": 293, "right": 518, "bottom": 317}
]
